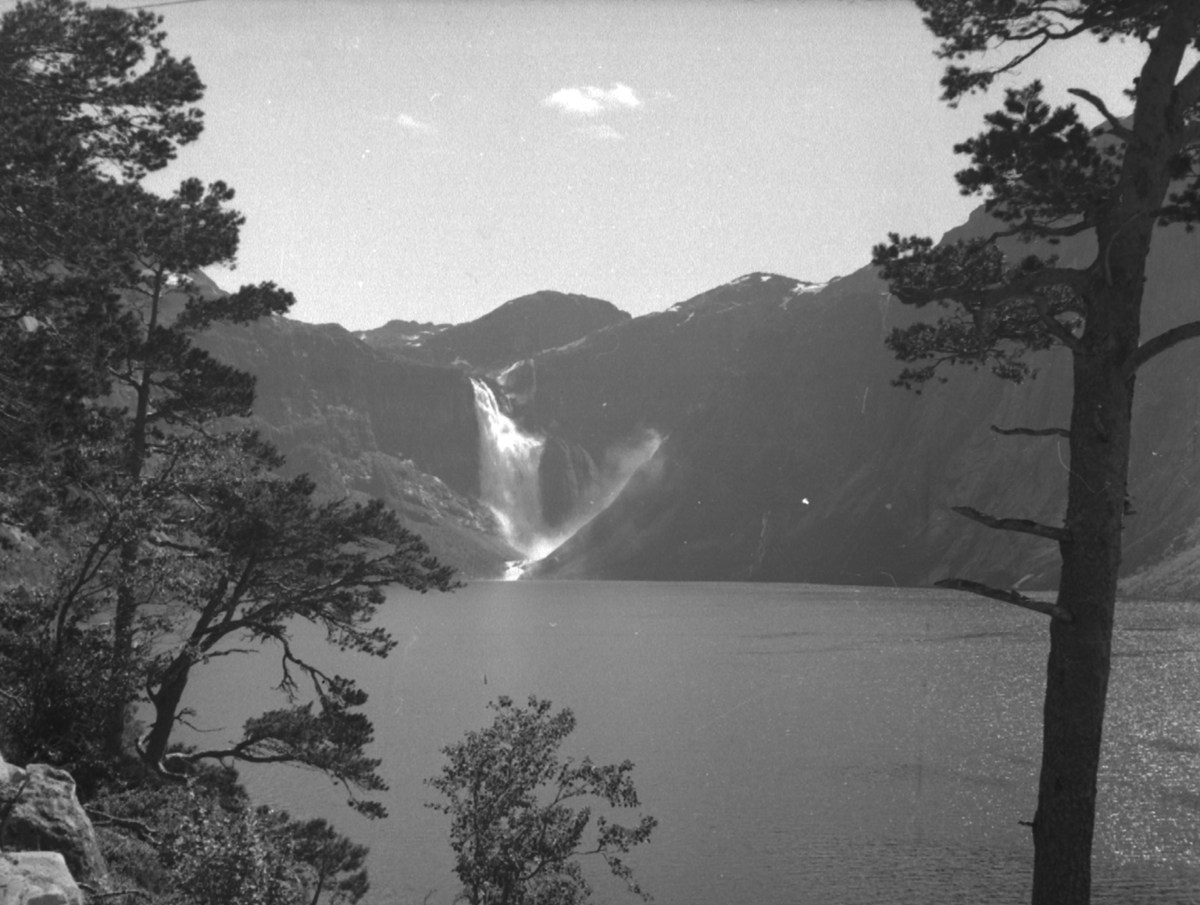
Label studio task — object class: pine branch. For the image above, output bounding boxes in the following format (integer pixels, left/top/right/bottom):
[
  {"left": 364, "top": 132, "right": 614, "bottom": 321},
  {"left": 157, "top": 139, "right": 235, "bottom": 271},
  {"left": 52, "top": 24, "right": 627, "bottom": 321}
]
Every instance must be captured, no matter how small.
[
  {"left": 892, "top": 262, "right": 1088, "bottom": 311},
  {"left": 1126, "top": 320, "right": 1200, "bottom": 375},
  {"left": 991, "top": 424, "right": 1071, "bottom": 439},
  {"left": 951, "top": 505, "right": 1070, "bottom": 542},
  {"left": 1066, "top": 88, "right": 1133, "bottom": 139},
  {"left": 969, "top": 33, "right": 1053, "bottom": 84},
  {"left": 1031, "top": 289, "right": 1084, "bottom": 351},
  {"left": 986, "top": 219, "right": 1093, "bottom": 242},
  {"left": 936, "top": 578, "right": 1073, "bottom": 623}
]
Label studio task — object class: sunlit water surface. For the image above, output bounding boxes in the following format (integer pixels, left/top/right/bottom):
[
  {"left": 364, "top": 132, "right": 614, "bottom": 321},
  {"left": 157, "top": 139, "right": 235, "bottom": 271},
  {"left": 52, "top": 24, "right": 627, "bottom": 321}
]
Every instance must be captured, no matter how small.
[{"left": 183, "top": 582, "right": 1200, "bottom": 904}]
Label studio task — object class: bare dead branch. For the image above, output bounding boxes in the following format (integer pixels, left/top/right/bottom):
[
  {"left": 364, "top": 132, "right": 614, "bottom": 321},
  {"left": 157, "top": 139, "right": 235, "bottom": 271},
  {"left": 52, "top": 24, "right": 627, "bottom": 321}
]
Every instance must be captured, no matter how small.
[
  {"left": 180, "top": 746, "right": 298, "bottom": 765},
  {"left": 991, "top": 424, "right": 1071, "bottom": 438},
  {"left": 134, "top": 732, "right": 191, "bottom": 784},
  {"left": 952, "top": 506, "right": 1071, "bottom": 542},
  {"left": 79, "top": 883, "right": 154, "bottom": 902},
  {"left": 84, "top": 808, "right": 158, "bottom": 842},
  {"left": 196, "top": 647, "right": 258, "bottom": 660},
  {"left": 936, "top": 578, "right": 1074, "bottom": 623},
  {"left": 1126, "top": 320, "right": 1200, "bottom": 375}
]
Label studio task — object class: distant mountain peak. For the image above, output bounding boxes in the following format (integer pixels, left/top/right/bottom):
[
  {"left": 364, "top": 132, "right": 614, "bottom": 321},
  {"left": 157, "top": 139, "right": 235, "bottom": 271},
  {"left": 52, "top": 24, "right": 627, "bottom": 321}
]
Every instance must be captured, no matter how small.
[
  {"left": 664, "top": 272, "right": 829, "bottom": 322},
  {"left": 361, "top": 289, "right": 630, "bottom": 370},
  {"left": 728, "top": 271, "right": 800, "bottom": 286}
]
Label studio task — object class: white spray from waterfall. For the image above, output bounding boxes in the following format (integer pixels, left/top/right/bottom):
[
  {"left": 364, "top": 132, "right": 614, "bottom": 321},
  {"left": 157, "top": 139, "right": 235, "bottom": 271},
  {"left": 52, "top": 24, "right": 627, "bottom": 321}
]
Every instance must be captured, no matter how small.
[
  {"left": 471, "top": 379, "right": 548, "bottom": 559},
  {"left": 471, "top": 377, "right": 664, "bottom": 576}
]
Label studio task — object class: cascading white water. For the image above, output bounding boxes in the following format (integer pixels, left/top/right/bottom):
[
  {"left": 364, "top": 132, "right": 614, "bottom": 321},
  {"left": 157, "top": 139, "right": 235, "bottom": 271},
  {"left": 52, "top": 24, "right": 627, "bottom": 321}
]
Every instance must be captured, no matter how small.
[
  {"left": 470, "top": 378, "right": 549, "bottom": 559},
  {"left": 471, "top": 377, "right": 664, "bottom": 577}
]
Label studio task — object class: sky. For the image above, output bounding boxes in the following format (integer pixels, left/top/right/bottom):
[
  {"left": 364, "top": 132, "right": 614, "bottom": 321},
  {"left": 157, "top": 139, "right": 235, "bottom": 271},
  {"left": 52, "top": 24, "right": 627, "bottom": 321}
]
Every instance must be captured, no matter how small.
[{"left": 86, "top": 0, "right": 1155, "bottom": 330}]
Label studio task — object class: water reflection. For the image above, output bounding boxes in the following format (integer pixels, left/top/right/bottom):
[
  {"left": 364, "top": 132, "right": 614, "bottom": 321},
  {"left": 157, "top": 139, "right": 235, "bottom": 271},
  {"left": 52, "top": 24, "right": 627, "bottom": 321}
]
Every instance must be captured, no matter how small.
[{"left": 182, "top": 583, "right": 1200, "bottom": 905}]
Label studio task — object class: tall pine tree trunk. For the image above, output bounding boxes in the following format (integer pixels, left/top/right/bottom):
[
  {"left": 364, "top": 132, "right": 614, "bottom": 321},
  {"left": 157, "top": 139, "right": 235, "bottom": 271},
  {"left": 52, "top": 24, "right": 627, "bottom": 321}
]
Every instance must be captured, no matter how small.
[
  {"left": 1031, "top": 238, "right": 1146, "bottom": 903},
  {"left": 1031, "top": 351, "right": 1133, "bottom": 904},
  {"left": 142, "top": 654, "right": 193, "bottom": 767}
]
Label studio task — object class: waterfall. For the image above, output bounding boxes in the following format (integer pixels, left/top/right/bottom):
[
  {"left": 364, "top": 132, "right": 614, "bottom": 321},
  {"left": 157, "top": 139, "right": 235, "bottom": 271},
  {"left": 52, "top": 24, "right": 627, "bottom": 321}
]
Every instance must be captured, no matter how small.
[
  {"left": 471, "top": 377, "right": 664, "bottom": 576},
  {"left": 470, "top": 378, "right": 551, "bottom": 560}
]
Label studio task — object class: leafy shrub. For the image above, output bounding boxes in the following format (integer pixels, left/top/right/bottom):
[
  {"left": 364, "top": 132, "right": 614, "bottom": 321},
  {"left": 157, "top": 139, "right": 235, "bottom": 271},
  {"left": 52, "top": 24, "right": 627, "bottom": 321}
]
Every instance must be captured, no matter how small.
[{"left": 428, "top": 696, "right": 656, "bottom": 905}]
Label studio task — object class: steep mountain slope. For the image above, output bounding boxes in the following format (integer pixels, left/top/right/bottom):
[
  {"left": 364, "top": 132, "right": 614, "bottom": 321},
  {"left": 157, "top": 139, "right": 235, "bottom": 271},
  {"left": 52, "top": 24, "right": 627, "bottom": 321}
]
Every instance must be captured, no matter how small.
[
  {"left": 189, "top": 213, "right": 1200, "bottom": 592},
  {"left": 506, "top": 274, "right": 823, "bottom": 454},
  {"left": 196, "top": 316, "right": 518, "bottom": 578},
  {"left": 193, "top": 289, "right": 636, "bottom": 578},
  {"left": 528, "top": 222, "right": 1200, "bottom": 590}
]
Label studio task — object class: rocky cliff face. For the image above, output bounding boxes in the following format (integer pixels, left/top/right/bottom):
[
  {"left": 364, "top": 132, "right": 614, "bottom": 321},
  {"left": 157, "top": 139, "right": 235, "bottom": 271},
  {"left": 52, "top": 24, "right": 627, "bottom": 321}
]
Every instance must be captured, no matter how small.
[
  {"left": 196, "top": 316, "right": 517, "bottom": 577},
  {"left": 0, "top": 753, "right": 106, "bottom": 903},
  {"left": 195, "top": 290, "right": 635, "bottom": 578}
]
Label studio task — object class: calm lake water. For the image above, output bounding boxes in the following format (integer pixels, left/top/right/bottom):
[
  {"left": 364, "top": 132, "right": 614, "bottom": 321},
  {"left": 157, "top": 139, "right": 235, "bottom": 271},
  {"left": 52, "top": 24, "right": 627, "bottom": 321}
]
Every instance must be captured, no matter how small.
[{"left": 184, "top": 581, "right": 1200, "bottom": 905}]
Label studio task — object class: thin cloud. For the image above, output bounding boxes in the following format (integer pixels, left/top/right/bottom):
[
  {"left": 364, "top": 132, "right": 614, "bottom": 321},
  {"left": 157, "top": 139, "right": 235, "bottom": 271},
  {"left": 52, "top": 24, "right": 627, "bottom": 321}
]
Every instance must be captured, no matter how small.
[
  {"left": 395, "top": 113, "right": 436, "bottom": 134},
  {"left": 577, "top": 123, "right": 624, "bottom": 141},
  {"left": 543, "top": 83, "right": 642, "bottom": 117}
]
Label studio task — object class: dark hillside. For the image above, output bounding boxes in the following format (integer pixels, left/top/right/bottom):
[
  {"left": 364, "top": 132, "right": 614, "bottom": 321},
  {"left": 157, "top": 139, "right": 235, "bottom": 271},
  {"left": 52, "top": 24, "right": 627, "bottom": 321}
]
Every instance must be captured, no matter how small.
[
  {"left": 197, "top": 316, "right": 517, "bottom": 577},
  {"left": 531, "top": 226, "right": 1200, "bottom": 590}
]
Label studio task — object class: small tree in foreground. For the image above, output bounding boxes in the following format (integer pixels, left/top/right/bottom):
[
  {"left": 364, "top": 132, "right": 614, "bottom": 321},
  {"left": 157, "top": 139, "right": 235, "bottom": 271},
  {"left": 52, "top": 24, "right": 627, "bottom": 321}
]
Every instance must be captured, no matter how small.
[
  {"left": 427, "top": 696, "right": 657, "bottom": 905},
  {"left": 872, "top": 3, "right": 1200, "bottom": 904}
]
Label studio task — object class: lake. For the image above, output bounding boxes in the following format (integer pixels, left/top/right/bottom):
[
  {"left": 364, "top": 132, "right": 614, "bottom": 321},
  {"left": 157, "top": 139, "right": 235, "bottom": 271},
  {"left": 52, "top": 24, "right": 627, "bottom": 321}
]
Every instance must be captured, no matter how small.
[{"left": 183, "top": 581, "right": 1200, "bottom": 904}]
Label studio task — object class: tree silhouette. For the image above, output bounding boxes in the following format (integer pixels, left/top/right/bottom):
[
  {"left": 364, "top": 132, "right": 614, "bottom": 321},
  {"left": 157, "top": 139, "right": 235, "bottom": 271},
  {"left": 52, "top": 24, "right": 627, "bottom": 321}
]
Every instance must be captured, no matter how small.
[
  {"left": 0, "top": 0, "right": 458, "bottom": 820},
  {"left": 874, "top": 3, "right": 1200, "bottom": 903}
]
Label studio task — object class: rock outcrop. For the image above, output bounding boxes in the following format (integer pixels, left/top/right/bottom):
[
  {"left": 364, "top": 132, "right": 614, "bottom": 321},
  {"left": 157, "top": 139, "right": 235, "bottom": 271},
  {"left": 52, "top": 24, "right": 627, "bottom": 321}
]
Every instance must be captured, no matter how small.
[
  {"left": 0, "top": 852, "right": 83, "bottom": 905},
  {"left": 0, "top": 756, "right": 106, "bottom": 891},
  {"left": 538, "top": 437, "right": 600, "bottom": 531}
]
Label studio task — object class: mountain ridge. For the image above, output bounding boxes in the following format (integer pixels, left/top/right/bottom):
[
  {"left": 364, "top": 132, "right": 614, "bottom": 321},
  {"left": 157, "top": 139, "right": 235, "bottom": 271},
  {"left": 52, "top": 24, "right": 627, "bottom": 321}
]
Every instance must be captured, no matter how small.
[{"left": 192, "top": 227, "right": 1200, "bottom": 594}]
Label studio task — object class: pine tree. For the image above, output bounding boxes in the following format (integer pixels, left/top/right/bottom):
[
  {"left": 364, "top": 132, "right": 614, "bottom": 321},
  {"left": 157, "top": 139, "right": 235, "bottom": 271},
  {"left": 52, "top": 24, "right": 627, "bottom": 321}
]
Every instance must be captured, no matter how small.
[
  {"left": 873, "top": 4, "right": 1200, "bottom": 902},
  {"left": 0, "top": 0, "right": 458, "bottom": 819},
  {"left": 0, "top": 0, "right": 204, "bottom": 535}
]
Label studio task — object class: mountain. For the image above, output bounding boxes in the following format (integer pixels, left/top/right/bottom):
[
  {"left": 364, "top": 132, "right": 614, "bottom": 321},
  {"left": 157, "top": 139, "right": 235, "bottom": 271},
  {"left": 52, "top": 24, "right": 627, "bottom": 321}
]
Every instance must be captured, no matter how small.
[
  {"left": 524, "top": 217, "right": 1200, "bottom": 593},
  {"left": 194, "top": 287, "right": 634, "bottom": 578},
  {"left": 196, "top": 315, "right": 517, "bottom": 577},
  {"left": 358, "top": 290, "right": 629, "bottom": 369},
  {"left": 352, "top": 318, "right": 449, "bottom": 356},
  {"left": 191, "top": 210, "right": 1200, "bottom": 595}
]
